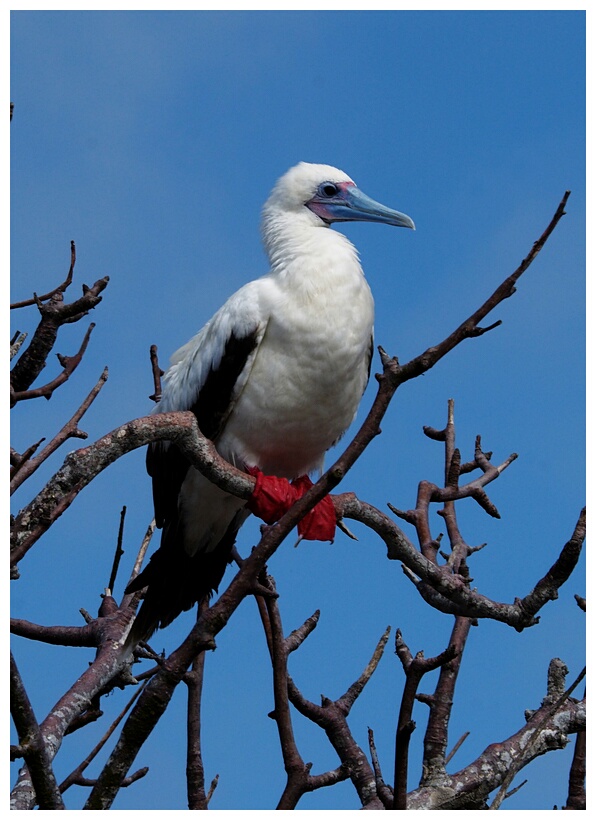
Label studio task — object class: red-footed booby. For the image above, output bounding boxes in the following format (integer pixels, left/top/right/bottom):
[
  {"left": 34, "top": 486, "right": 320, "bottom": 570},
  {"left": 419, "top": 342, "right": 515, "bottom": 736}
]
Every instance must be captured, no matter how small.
[{"left": 126, "top": 162, "right": 414, "bottom": 645}]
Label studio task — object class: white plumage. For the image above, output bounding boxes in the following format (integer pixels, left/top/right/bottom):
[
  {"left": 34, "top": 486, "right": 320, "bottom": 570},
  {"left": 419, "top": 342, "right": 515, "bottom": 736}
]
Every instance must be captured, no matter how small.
[{"left": 126, "top": 162, "right": 414, "bottom": 642}]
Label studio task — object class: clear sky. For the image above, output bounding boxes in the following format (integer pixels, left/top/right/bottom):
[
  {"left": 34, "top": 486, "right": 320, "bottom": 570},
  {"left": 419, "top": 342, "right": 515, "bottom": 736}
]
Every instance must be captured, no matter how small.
[{"left": 9, "top": 8, "right": 585, "bottom": 812}]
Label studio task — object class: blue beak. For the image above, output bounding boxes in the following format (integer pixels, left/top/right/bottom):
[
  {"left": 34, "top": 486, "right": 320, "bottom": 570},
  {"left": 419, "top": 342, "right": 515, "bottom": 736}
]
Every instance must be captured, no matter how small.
[{"left": 307, "top": 183, "right": 415, "bottom": 230}]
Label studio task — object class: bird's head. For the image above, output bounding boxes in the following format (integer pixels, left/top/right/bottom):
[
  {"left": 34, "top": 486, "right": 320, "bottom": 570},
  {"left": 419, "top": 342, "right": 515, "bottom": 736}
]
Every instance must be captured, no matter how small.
[{"left": 263, "top": 162, "right": 415, "bottom": 230}]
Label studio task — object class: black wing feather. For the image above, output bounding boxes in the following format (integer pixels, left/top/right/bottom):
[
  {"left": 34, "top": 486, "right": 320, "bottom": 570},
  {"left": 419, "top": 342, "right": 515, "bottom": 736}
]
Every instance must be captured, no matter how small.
[
  {"left": 125, "top": 329, "right": 259, "bottom": 645},
  {"left": 145, "top": 328, "right": 259, "bottom": 537}
]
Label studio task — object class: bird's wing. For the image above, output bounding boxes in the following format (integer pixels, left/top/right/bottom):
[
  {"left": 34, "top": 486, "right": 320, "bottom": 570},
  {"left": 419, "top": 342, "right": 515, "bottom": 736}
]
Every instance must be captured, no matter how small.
[{"left": 147, "top": 279, "right": 271, "bottom": 530}]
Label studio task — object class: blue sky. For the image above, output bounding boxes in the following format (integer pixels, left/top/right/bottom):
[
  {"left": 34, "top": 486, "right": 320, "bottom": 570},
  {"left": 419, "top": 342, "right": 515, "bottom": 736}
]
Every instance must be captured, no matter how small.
[{"left": 10, "top": 9, "right": 585, "bottom": 811}]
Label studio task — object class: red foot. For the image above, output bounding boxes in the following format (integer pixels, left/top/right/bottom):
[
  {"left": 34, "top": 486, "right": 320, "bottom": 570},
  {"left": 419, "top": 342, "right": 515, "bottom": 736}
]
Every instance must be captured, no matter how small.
[{"left": 246, "top": 467, "right": 336, "bottom": 542}]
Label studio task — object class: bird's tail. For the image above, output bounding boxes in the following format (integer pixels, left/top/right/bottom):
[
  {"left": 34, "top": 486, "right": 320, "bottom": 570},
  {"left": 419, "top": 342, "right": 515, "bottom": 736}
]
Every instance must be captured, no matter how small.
[{"left": 122, "top": 511, "right": 247, "bottom": 653}]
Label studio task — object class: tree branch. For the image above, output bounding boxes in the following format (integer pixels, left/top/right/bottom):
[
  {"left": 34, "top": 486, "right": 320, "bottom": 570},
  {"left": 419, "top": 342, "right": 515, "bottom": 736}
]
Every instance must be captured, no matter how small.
[
  {"left": 11, "top": 322, "right": 97, "bottom": 405},
  {"left": 10, "top": 240, "right": 77, "bottom": 309},
  {"left": 10, "top": 653, "right": 65, "bottom": 809},
  {"left": 10, "top": 267, "right": 109, "bottom": 395},
  {"left": 407, "top": 662, "right": 585, "bottom": 809},
  {"left": 10, "top": 367, "right": 108, "bottom": 493},
  {"left": 392, "top": 630, "right": 458, "bottom": 809}
]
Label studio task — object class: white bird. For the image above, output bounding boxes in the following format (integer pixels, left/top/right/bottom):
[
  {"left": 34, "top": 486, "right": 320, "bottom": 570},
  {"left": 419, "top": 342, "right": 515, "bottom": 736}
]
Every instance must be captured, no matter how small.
[{"left": 126, "top": 162, "right": 414, "bottom": 644}]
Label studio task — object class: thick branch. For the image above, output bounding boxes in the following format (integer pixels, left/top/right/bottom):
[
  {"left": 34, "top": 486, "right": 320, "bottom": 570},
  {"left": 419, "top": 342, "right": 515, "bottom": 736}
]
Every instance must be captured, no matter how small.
[
  {"left": 407, "top": 667, "right": 585, "bottom": 809},
  {"left": 10, "top": 603, "right": 135, "bottom": 810},
  {"left": 10, "top": 618, "right": 98, "bottom": 647},
  {"left": 420, "top": 617, "right": 473, "bottom": 786},
  {"left": 10, "top": 411, "right": 253, "bottom": 567},
  {"left": 393, "top": 631, "right": 458, "bottom": 809}
]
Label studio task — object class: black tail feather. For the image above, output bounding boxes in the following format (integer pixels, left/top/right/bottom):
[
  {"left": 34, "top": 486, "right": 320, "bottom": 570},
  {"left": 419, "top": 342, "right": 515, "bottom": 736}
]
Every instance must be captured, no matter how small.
[{"left": 124, "top": 513, "right": 245, "bottom": 649}]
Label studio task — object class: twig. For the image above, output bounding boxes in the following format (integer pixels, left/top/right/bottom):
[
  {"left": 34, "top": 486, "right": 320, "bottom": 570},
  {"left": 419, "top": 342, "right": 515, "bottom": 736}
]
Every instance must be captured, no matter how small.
[
  {"left": 10, "top": 331, "right": 28, "bottom": 359},
  {"left": 108, "top": 506, "right": 127, "bottom": 594},
  {"left": 10, "top": 438, "right": 45, "bottom": 476},
  {"left": 444, "top": 730, "right": 470, "bottom": 765},
  {"left": 574, "top": 594, "right": 586, "bottom": 612},
  {"left": 59, "top": 681, "right": 148, "bottom": 794},
  {"left": 368, "top": 727, "right": 393, "bottom": 808},
  {"left": 11, "top": 323, "right": 97, "bottom": 405},
  {"left": 122, "top": 520, "right": 156, "bottom": 597},
  {"left": 10, "top": 271, "right": 109, "bottom": 395},
  {"left": 148, "top": 344, "right": 164, "bottom": 403},
  {"left": 10, "top": 240, "right": 77, "bottom": 309},
  {"left": 10, "top": 367, "right": 108, "bottom": 493},
  {"left": 205, "top": 774, "right": 219, "bottom": 805}
]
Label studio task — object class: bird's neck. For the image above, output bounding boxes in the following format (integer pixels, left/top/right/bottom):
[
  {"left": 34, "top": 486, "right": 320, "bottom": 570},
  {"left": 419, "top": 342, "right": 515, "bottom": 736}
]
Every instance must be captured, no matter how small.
[{"left": 262, "top": 213, "right": 363, "bottom": 289}]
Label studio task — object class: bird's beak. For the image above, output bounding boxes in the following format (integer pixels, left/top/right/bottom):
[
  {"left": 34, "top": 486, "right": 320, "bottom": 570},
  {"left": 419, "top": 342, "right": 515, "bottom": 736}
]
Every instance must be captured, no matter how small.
[{"left": 307, "top": 182, "right": 415, "bottom": 230}]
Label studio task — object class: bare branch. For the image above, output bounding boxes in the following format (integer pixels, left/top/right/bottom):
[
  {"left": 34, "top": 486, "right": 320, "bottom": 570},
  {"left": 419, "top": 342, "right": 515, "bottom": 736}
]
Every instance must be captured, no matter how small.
[
  {"left": 10, "top": 412, "right": 253, "bottom": 568},
  {"left": 10, "top": 271, "right": 109, "bottom": 394},
  {"left": 337, "top": 495, "right": 585, "bottom": 630},
  {"left": 368, "top": 727, "right": 393, "bottom": 808},
  {"left": 336, "top": 625, "right": 391, "bottom": 713},
  {"left": 10, "top": 653, "right": 65, "bottom": 809},
  {"left": 11, "top": 322, "right": 97, "bottom": 405},
  {"left": 489, "top": 664, "right": 586, "bottom": 810},
  {"left": 108, "top": 506, "right": 127, "bottom": 594},
  {"left": 11, "top": 240, "right": 77, "bottom": 309},
  {"left": 563, "top": 729, "right": 586, "bottom": 810},
  {"left": 59, "top": 682, "right": 147, "bottom": 794},
  {"left": 10, "top": 618, "right": 98, "bottom": 647},
  {"left": 420, "top": 617, "right": 473, "bottom": 787},
  {"left": 406, "top": 658, "right": 584, "bottom": 810},
  {"left": 518, "top": 507, "right": 586, "bottom": 618},
  {"left": 185, "top": 602, "right": 210, "bottom": 810},
  {"left": 285, "top": 609, "right": 320, "bottom": 654},
  {"left": 148, "top": 344, "right": 164, "bottom": 403},
  {"left": 10, "top": 331, "right": 28, "bottom": 359},
  {"left": 10, "top": 367, "right": 108, "bottom": 493},
  {"left": 396, "top": 191, "right": 570, "bottom": 384},
  {"left": 392, "top": 631, "right": 459, "bottom": 809},
  {"left": 10, "top": 599, "right": 136, "bottom": 810},
  {"left": 262, "top": 578, "right": 312, "bottom": 810},
  {"left": 444, "top": 731, "right": 470, "bottom": 766}
]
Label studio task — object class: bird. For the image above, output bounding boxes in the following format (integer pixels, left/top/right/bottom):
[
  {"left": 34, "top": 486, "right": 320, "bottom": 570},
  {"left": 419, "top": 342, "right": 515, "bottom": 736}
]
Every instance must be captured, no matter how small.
[{"left": 125, "top": 162, "right": 414, "bottom": 646}]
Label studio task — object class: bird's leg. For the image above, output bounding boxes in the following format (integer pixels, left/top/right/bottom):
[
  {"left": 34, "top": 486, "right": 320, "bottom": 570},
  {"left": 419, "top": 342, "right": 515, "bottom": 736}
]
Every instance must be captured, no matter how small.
[{"left": 246, "top": 467, "right": 336, "bottom": 542}]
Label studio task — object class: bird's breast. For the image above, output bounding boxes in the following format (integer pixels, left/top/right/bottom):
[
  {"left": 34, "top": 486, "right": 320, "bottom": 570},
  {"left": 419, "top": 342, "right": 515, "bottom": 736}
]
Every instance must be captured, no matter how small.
[{"left": 219, "top": 271, "right": 374, "bottom": 477}]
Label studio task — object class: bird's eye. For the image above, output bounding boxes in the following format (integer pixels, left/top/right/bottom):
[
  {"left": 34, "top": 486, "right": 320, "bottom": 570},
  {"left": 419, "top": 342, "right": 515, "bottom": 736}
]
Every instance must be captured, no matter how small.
[{"left": 319, "top": 182, "right": 338, "bottom": 198}]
